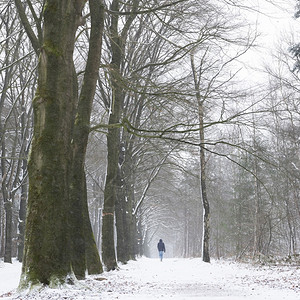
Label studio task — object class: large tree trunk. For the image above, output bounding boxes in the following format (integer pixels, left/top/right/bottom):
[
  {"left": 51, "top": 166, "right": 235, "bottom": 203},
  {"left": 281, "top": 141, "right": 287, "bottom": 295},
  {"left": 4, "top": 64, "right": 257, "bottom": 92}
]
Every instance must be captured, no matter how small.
[
  {"left": 101, "top": 0, "right": 122, "bottom": 271},
  {"left": 116, "top": 142, "right": 136, "bottom": 263},
  {"left": 115, "top": 145, "right": 128, "bottom": 263},
  {"left": 123, "top": 145, "right": 137, "bottom": 260},
  {"left": 69, "top": 0, "right": 104, "bottom": 278},
  {"left": 102, "top": 126, "right": 119, "bottom": 270},
  {"left": 115, "top": 181, "right": 136, "bottom": 263},
  {"left": 19, "top": 0, "right": 105, "bottom": 286},
  {"left": 125, "top": 193, "right": 137, "bottom": 260},
  {"left": 20, "top": 0, "right": 85, "bottom": 286}
]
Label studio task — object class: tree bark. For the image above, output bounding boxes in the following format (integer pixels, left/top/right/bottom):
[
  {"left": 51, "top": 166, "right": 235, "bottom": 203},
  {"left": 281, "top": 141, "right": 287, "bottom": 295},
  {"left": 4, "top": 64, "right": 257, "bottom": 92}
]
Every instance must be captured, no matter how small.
[
  {"left": 18, "top": 93, "right": 31, "bottom": 262},
  {"left": 69, "top": 0, "right": 104, "bottom": 278},
  {"left": 115, "top": 172, "right": 127, "bottom": 263},
  {"left": 4, "top": 201, "right": 12, "bottom": 263},
  {"left": 17, "top": 0, "right": 105, "bottom": 286},
  {"left": 102, "top": 0, "right": 139, "bottom": 270},
  {"left": 123, "top": 143, "right": 138, "bottom": 259},
  {"left": 18, "top": 173, "right": 27, "bottom": 262},
  {"left": 199, "top": 108, "right": 210, "bottom": 263},
  {"left": 190, "top": 53, "right": 210, "bottom": 263},
  {"left": 102, "top": 0, "right": 122, "bottom": 271},
  {"left": 102, "top": 119, "right": 120, "bottom": 269},
  {"left": 116, "top": 142, "right": 136, "bottom": 263},
  {"left": 20, "top": 0, "right": 86, "bottom": 286}
]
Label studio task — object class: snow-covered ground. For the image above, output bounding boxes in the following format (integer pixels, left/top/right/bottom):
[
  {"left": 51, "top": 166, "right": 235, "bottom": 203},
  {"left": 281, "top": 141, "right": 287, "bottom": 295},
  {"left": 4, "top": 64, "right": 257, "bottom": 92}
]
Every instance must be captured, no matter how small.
[{"left": 1, "top": 257, "right": 300, "bottom": 299}]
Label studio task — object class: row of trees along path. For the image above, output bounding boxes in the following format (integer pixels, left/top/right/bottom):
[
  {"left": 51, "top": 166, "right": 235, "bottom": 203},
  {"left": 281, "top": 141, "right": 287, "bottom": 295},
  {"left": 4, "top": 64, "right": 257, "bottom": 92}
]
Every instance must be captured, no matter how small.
[{"left": 1, "top": 0, "right": 299, "bottom": 291}]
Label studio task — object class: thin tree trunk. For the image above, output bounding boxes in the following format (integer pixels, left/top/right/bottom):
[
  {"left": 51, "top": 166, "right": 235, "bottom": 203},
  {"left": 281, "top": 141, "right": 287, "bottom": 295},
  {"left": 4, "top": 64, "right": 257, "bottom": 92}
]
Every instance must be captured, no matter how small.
[
  {"left": 0, "top": 208, "right": 4, "bottom": 257},
  {"left": 253, "top": 176, "right": 262, "bottom": 256},
  {"left": 4, "top": 201, "right": 12, "bottom": 263},
  {"left": 190, "top": 53, "right": 210, "bottom": 263},
  {"left": 18, "top": 170, "right": 27, "bottom": 262},
  {"left": 183, "top": 206, "right": 188, "bottom": 258},
  {"left": 1, "top": 137, "right": 10, "bottom": 263},
  {"left": 199, "top": 105, "right": 210, "bottom": 263},
  {"left": 1, "top": 25, "right": 13, "bottom": 263},
  {"left": 17, "top": 96, "right": 31, "bottom": 262},
  {"left": 252, "top": 116, "right": 263, "bottom": 257}
]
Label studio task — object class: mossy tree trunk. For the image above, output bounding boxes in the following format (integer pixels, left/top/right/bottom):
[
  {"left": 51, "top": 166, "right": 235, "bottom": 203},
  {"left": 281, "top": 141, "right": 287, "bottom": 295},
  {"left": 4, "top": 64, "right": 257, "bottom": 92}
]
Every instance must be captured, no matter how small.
[
  {"left": 20, "top": 0, "right": 90, "bottom": 286},
  {"left": 70, "top": 0, "right": 104, "bottom": 278},
  {"left": 17, "top": 0, "right": 105, "bottom": 286}
]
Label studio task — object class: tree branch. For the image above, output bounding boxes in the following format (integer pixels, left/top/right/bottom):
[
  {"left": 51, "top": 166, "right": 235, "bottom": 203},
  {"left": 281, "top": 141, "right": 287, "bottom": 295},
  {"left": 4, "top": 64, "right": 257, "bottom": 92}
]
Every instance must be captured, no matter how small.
[
  {"left": 107, "top": 0, "right": 189, "bottom": 16},
  {"left": 14, "top": 0, "right": 40, "bottom": 54}
]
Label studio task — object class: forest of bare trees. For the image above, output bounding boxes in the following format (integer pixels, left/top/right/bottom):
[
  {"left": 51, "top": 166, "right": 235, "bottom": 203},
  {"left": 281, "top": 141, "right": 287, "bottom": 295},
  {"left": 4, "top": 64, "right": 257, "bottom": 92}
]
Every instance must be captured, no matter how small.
[{"left": 1, "top": 0, "right": 300, "bottom": 289}]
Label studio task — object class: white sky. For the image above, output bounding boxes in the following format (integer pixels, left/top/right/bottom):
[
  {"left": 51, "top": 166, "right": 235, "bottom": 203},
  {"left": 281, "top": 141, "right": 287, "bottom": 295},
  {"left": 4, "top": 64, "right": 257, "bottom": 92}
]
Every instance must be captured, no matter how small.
[{"left": 236, "top": 0, "right": 300, "bottom": 83}]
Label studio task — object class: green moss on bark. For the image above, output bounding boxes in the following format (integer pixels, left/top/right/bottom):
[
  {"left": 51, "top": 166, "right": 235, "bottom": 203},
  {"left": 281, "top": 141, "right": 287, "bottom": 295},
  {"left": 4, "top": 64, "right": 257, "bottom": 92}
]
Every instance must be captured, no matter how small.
[
  {"left": 20, "top": 0, "right": 78, "bottom": 288},
  {"left": 20, "top": 0, "right": 104, "bottom": 288}
]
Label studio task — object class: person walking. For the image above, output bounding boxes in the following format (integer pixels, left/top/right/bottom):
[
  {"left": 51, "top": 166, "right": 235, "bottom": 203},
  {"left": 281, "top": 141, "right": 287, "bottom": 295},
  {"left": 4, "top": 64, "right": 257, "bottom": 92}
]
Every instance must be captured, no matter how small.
[{"left": 157, "top": 239, "right": 166, "bottom": 261}]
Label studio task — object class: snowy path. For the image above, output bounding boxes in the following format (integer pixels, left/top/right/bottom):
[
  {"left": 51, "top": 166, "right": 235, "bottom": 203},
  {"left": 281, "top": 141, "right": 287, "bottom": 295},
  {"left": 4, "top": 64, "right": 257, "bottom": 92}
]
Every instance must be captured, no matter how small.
[{"left": 1, "top": 257, "right": 300, "bottom": 299}]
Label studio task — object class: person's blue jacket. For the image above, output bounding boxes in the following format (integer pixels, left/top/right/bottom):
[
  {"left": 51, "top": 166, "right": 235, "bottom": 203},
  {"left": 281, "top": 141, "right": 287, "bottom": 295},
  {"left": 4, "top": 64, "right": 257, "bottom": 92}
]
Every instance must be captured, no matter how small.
[{"left": 157, "top": 239, "right": 166, "bottom": 252}]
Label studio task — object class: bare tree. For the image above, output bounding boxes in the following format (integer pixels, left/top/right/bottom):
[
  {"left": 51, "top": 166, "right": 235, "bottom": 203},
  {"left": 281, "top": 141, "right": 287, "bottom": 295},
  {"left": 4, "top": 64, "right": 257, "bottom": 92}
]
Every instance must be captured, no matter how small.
[
  {"left": 14, "top": 0, "right": 105, "bottom": 287},
  {"left": 0, "top": 2, "right": 35, "bottom": 263}
]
